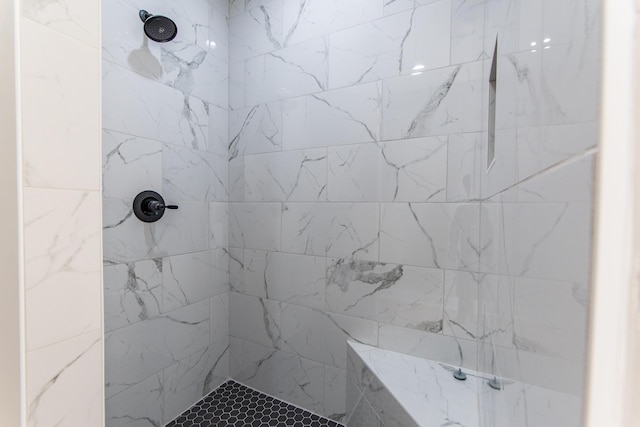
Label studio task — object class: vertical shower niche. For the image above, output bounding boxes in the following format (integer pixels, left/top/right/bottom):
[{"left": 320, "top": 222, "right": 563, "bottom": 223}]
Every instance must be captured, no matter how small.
[{"left": 102, "top": 0, "right": 601, "bottom": 426}]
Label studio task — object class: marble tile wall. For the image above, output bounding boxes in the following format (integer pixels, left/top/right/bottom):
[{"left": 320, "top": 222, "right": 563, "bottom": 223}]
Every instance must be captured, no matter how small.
[
  {"left": 227, "top": 0, "right": 600, "bottom": 424},
  {"left": 18, "top": 0, "right": 103, "bottom": 425},
  {"left": 101, "top": 0, "right": 230, "bottom": 425}
]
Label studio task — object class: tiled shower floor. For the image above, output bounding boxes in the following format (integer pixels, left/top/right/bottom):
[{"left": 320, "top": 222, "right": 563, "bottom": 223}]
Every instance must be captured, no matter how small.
[{"left": 166, "top": 380, "right": 344, "bottom": 427}]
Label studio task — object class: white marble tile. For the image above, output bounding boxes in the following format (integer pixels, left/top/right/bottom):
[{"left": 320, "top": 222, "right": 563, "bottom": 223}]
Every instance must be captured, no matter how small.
[
  {"left": 235, "top": 341, "right": 325, "bottom": 414},
  {"left": 382, "top": 0, "right": 441, "bottom": 16},
  {"left": 209, "top": 202, "right": 229, "bottom": 249},
  {"left": 229, "top": 336, "right": 244, "bottom": 378},
  {"left": 518, "top": 152, "right": 594, "bottom": 202},
  {"left": 451, "top": 0, "right": 487, "bottom": 64},
  {"left": 163, "top": 250, "right": 228, "bottom": 312},
  {"left": 282, "top": 82, "right": 382, "bottom": 150},
  {"left": 497, "top": 0, "right": 543, "bottom": 55},
  {"left": 228, "top": 248, "right": 245, "bottom": 293},
  {"left": 229, "top": 60, "right": 246, "bottom": 109},
  {"left": 208, "top": 104, "right": 229, "bottom": 155},
  {"left": 481, "top": 128, "right": 519, "bottom": 199},
  {"left": 23, "top": 0, "right": 100, "bottom": 46},
  {"left": 229, "top": 292, "right": 282, "bottom": 349},
  {"left": 378, "top": 323, "right": 478, "bottom": 370},
  {"left": 542, "top": 0, "right": 601, "bottom": 47},
  {"left": 382, "top": 62, "right": 483, "bottom": 140},
  {"left": 163, "top": 341, "right": 229, "bottom": 423},
  {"left": 325, "top": 366, "right": 347, "bottom": 422},
  {"left": 105, "top": 300, "right": 210, "bottom": 398},
  {"left": 162, "top": 144, "right": 227, "bottom": 202},
  {"left": 281, "top": 304, "right": 378, "bottom": 369},
  {"left": 478, "top": 273, "right": 515, "bottom": 349},
  {"left": 243, "top": 149, "right": 327, "bottom": 201},
  {"left": 229, "top": 202, "right": 282, "bottom": 250},
  {"left": 102, "top": 130, "right": 163, "bottom": 199},
  {"left": 283, "top": 0, "right": 383, "bottom": 46},
  {"left": 447, "top": 133, "right": 482, "bottom": 202},
  {"left": 103, "top": 61, "right": 211, "bottom": 150},
  {"left": 478, "top": 202, "right": 592, "bottom": 283},
  {"left": 27, "top": 331, "right": 102, "bottom": 427},
  {"left": 210, "top": 292, "right": 230, "bottom": 343},
  {"left": 104, "top": 260, "right": 163, "bottom": 333},
  {"left": 327, "top": 138, "right": 447, "bottom": 202},
  {"left": 103, "top": 198, "right": 209, "bottom": 263},
  {"left": 281, "top": 203, "right": 380, "bottom": 260},
  {"left": 24, "top": 189, "right": 102, "bottom": 351},
  {"left": 326, "top": 260, "right": 444, "bottom": 331},
  {"left": 380, "top": 203, "right": 480, "bottom": 271},
  {"left": 21, "top": 19, "right": 101, "bottom": 190},
  {"left": 243, "top": 250, "right": 326, "bottom": 308},
  {"left": 228, "top": 157, "right": 245, "bottom": 202},
  {"left": 443, "top": 270, "right": 479, "bottom": 340},
  {"left": 229, "top": 0, "right": 244, "bottom": 16},
  {"left": 245, "top": 37, "right": 328, "bottom": 104},
  {"left": 208, "top": 3, "right": 230, "bottom": 63},
  {"left": 229, "top": 102, "right": 283, "bottom": 159},
  {"left": 230, "top": 1, "right": 284, "bottom": 62},
  {"left": 347, "top": 393, "right": 384, "bottom": 427},
  {"left": 496, "top": 49, "right": 542, "bottom": 131},
  {"left": 329, "top": 2, "right": 450, "bottom": 89},
  {"left": 105, "top": 373, "right": 164, "bottom": 427}
]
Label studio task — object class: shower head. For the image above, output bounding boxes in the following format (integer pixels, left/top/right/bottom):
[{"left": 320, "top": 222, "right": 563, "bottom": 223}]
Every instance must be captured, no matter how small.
[{"left": 139, "top": 10, "right": 177, "bottom": 43}]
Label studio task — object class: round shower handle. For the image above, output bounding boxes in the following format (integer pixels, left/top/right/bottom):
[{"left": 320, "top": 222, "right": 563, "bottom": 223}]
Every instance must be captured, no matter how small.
[{"left": 132, "top": 190, "right": 179, "bottom": 223}]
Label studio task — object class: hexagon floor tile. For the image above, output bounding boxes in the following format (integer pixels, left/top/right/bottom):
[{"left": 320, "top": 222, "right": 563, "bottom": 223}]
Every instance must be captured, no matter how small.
[{"left": 165, "top": 380, "right": 344, "bottom": 427}]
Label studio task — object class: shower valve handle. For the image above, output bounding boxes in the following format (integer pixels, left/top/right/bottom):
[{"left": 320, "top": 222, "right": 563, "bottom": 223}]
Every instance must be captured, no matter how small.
[{"left": 133, "top": 191, "right": 179, "bottom": 223}]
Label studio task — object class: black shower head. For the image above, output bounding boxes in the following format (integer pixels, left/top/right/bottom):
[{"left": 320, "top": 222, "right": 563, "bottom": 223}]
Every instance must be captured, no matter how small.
[{"left": 139, "top": 10, "right": 177, "bottom": 43}]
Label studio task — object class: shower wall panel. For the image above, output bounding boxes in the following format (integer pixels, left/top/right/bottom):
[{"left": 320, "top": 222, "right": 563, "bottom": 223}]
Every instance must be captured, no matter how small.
[
  {"left": 101, "top": 1, "right": 230, "bottom": 425},
  {"left": 228, "top": 0, "right": 600, "bottom": 425}
]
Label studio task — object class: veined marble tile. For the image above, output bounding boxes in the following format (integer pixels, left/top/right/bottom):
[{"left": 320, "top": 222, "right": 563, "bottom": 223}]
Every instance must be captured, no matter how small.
[
  {"left": 24, "top": 189, "right": 101, "bottom": 351},
  {"left": 325, "top": 366, "right": 347, "bottom": 422},
  {"left": 378, "top": 323, "right": 478, "bottom": 370},
  {"left": 516, "top": 122, "right": 597, "bottom": 183},
  {"left": 327, "top": 138, "right": 447, "bottom": 202},
  {"left": 282, "top": 82, "right": 382, "bottom": 150},
  {"left": 243, "top": 250, "right": 326, "bottom": 309},
  {"left": 208, "top": 2, "right": 230, "bottom": 63},
  {"left": 329, "top": 2, "right": 451, "bottom": 89},
  {"left": 105, "top": 300, "right": 210, "bottom": 398},
  {"left": 518, "top": 152, "right": 594, "bottom": 203},
  {"left": 443, "top": 270, "right": 480, "bottom": 340},
  {"left": 210, "top": 292, "right": 229, "bottom": 343},
  {"left": 102, "top": 130, "right": 163, "bottom": 199},
  {"left": 104, "top": 260, "right": 163, "bottom": 333},
  {"left": 478, "top": 202, "right": 592, "bottom": 283},
  {"left": 229, "top": 102, "right": 282, "bottom": 160},
  {"left": 163, "top": 340, "right": 229, "bottom": 424},
  {"left": 478, "top": 273, "right": 515, "bottom": 350},
  {"left": 162, "top": 144, "right": 227, "bottom": 202},
  {"left": 234, "top": 340, "right": 325, "bottom": 415},
  {"left": 380, "top": 203, "right": 480, "bottom": 271},
  {"left": 481, "top": 128, "right": 518, "bottom": 199},
  {"left": 229, "top": 0, "right": 244, "bottom": 16},
  {"left": 103, "top": 198, "right": 209, "bottom": 263},
  {"left": 21, "top": 19, "right": 100, "bottom": 190},
  {"left": 497, "top": 0, "right": 542, "bottom": 55},
  {"left": 208, "top": 104, "right": 229, "bottom": 155},
  {"left": 228, "top": 157, "right": 245, "bottom": 202},
  {"left": 229, "top": 60, "right": 246, "bottom": 110},
  {"left": 540, "top": 37, "right": 599, "bottom": 125},
  {"left": 27, "top": 331, "right": 102, "bottom": 427},
  {"left": 447, "top": 133, "right": 482, "bottom": 202},
  {"left": 23, "top": 0, "right": 100, "bottom": 46},
  {"left": 230, "top": 1, "right": 284, "bottom": 62},
  {"left": 281, "top": 203, "right": 380, "bottom": 260},
  {"left": 228, "top": 248, "right": 245, "bottom": 293},
  {"left": 229, "top": 336, "right": 244, "bottom": 378},
  {"left": 451, "top": 0, "right": 487, "bottom": 64},
  {"left": 347, "top": 393, "right": 384, "bottom": 427},
  {"left": 210, "top": 202, "right": 229, "bottom": 249},
  {"left": 103, "top": 61, "right": 211, "bottom": 150},
  {"left": 243, "top": 149, "right": 327, "bottom": 201},
  {"left": 382, "top": 61, "right": 483, "bottom": 140},
  {"left": 326, "top": 259, "right": 444, "bottom": 331},
  {"left": 283, "top": 0, "right": 383, "bottom": 46},
  {"left": 105, "top": 373, "right": 163, "bottom": 427},
  {"left": 229, "top": 292, "right": 282, "bottom": 349},
  {"left": 245, "top": 37, "right": 328, "bottom": 104},
  {"left": 543, "top": 0, "right": 600, "bottom": 47},
  {"left": 163, "top": 250, "right": 228, "bottom": 312},
  {"left": 496, "top": 50, "right": 542, "bottom": 131},
  {"left": 382, "top": 0, "right": 442, "bottom": 16},
  {"left": 229, "top": 202, "right": 281, "bottom": 250},
  {"left": 281, "top": 304, "right": 378, "bottom": 369}
]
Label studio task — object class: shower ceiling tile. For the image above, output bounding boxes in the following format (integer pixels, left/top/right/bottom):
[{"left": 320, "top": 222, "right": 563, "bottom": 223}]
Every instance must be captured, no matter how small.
[
  {"left": 382, "top": 62, "right": 483, "bottom": 140},
  {"left": 102, "top": 130, "right": 163, "bottom": 199},
  {"left": 283, "top": 82, "right": 382, "bottom": 150},
  {"left": 245, "top": 37, "right": 329, "bottom": 105},
  {"left": 281, "top": 203, "right": 380, "bottom": 260},
  {"left": 326, "top": 260, "right": 444, "bottom": 331},
  {"left": 380, "top": 203, "right": 480, "bottom": 271},
  {"left": 243, "top": 148, "right": 327, "bottom": 202}
]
